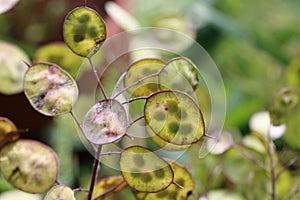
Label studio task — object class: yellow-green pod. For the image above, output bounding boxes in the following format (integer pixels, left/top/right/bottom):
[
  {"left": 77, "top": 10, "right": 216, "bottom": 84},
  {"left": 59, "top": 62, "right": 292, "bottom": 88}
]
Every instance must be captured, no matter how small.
[
  {"left": 23, "top": 62, "right": 79, "bottom": 116},
  {"left": 0, "top": 139, "right": 59, "bottom": 193},
  {"left": 144, "top": 90, "right": 205, "bottom": 145},
  {"left": 120, "top": 145, "right": 174, "bottom": 193},
  {"left": 134, "top": 161, "right": 195, "bottom": 200},
  {"left": 63, "top": 7, "right": 106, "bottom": 57},
  {"left": 44, "top": 185, "right": 75, "bottom": 200},
  {"left": 124, "top": 58, "right": 165, "bottom": 97}
]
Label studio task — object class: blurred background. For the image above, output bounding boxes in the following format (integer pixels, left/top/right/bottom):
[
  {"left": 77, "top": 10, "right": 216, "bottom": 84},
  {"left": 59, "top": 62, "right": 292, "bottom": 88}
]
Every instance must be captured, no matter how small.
[{"left": 0, "top": 0, "right": 300, "bottom": 199}]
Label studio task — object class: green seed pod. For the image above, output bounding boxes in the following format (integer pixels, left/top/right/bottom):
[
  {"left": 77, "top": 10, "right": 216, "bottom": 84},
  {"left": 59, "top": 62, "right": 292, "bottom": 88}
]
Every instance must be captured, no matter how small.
[
  {"left": 124, "top": 58, "right": 165, "bottom": 97},
  {"left": 120, "top": 145, "right": 174, "bottom": 193},
  {"left": 23, "top": 62, "right": 79, "bottom": 116},
  {"left": 44, "top": 185, "right": 75, "bottom": 200},
  {"left": 63, "top": 7, "right": 107, "bottom": 57},
  {"left": 144, "top": 90, "right": 205, "bottom": 145},
  {"left": 0, "top": 139, "right": 59, "bottom": 193}
]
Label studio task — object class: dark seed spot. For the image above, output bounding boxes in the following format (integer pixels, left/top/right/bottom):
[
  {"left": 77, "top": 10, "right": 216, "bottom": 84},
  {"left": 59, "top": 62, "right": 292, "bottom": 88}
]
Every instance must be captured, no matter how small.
[
  {"left": 131, "top": 173, "right": 140, "bottom": 179},
  {"left": 146, "top": 83, "right": 158, "bottom": 92},
  {"left": 88, "top": 26, "right": 98, "bottom": 38},
  {"left": 169, "top": 192, "right": 177, "bottom": 199},
  {"left": 49, "top": 55, "right": 63, "bottom": 64},
  {"left": 74, "top": 35, "right": 84, "bottom": 42},
  {"left": 72, "top": 25, "right": 87, "bottom": 35},
  {"left": 182, "top": 137, "right": 188, "bottom": 144},
  {"left": 167, "top": 101, "right": 178, "bottom": 113},
  {"left": 154, "top": 169, "right": 165, "bottom": 178},
  {"left": 180, "top": 124, "right": 192, "bottom": 134},
  {"left": 34, "top": 98, "right": 45, "bottom": 110},
  {"left": 157, "top": 191, "right": 168, "bottom": 198},
  {"left": 168, "top": 122, "right": 179, "bottom": 133},
  {"left": 78, "top": 14, "right": 90, "bottom": 23},
  {"left": 140, "top": 173, "right": 152, "bottom": 182},
  {"left": 177, "top": 109, "right": 187, "bottom": 119},
  {"left": 187, "top": 190, "right": 193, "bottom": 196},
  {"left": 154, "top": 111, "right": 166, "bottom": 121},
  {"left": 133, "top": 155, "right": 145, "bottom": 167},
  {"left": 176, "top": 178, "right": 185, "bottom": 186}
]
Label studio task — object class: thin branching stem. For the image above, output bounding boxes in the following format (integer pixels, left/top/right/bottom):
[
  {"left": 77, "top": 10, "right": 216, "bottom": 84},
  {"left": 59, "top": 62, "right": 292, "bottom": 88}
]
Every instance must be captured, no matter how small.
[
  {"left": 277, "top": 155, "right": 300, "bottom": 178},
  {"left": 92, "top": 180, "right": 126, "bottom": 200},
  {"left": 172, "top": 181, "right": 184, "bottom": 189},
  {"left": 83, "top": 0, "right": 87, "bottom": 7},
  {"left": 73, "top": 187, "right": 89, "bottom": 193},
  {"left": 232, "top": 143, "right": 267, "bottom": 171},
  {"left": 247, "top": 171, "right": 254, "bottom": 200},
  {"left": 70, "top": 110, "right": 103, "bottom": 200},
  {"left": 128, "top": 115, "right": 144, "bottom": 128},
  {"left": 285, "top": 180, "right": 300, "bottom": 200},
  {"left": 112, "top": 72, "right": 160, "bottom": 99},
  {"left": 267, "top": 133, "right": 277, "bottom": 200},
  {"left": 88, "top": 57, "right": 108, "bottom": 100},
  {"left": 112, "top": 72, "right": 126, "bottom": 96},
  {"left": 206, "top": 164, "right": 223, "bottom": 191},
  {"left": 55, "top": 179, "right": 62, "bottom": 185},
  {"left": 87, "top": 145, "right": 103, "bottom": 200},
  {"left": 99, "top": 152, "right": 121, "bottom": 157},
  {"left": 122, "top": 96, "right": 148, "bottom": 105},
  {"left": 23, "top": 60, "right": 31, "bottom": 68},
  {"left": 70, "top": 110, "right": 85, "bottom": 134},
  {"left": 203, "top": 134, "right": 217, "bottom": 140},
  {"left": 112, "top": 58, "right": 170, "bottom": 99}
]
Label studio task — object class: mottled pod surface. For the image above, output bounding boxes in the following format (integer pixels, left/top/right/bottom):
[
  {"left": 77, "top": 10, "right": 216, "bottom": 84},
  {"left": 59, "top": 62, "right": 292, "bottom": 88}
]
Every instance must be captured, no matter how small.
[
  {"left": 144, "top": 90, "right": 205, "bottom": 145},
  {"left": 0, "top": 139, "right": 59, "bottom": 193},
  {"left": 134, "top": 161, "right": 195, "bottom": 200},
  {"left": 0, "top": 117, "right": 19, "bottom": 148},
  {"left": 23, "top": 62, "right": 78, "bottom": 116},
  {"left": 44, "top": 185, "right": 75, "bottom": 200},
  {"left": 0, "top": 40, "right": 30, "bottom": 95},
  {"left": 63, "top": 7, "right": 106, "bottom": 57},
  {"left": 82, "top": 99, "right": 128, "bottom": 145},
  {"left": 120, "top": 146, "right": 174, "bottom": 193},
  {"left": 124, "top": 58, "right": 165, "bottom": 97}
]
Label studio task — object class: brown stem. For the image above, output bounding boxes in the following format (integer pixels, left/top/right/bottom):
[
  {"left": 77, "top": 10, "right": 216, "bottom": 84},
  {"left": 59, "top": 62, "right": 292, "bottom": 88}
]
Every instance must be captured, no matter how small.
[
  {"left": 277, "top": 155, "right": 300, "bottom": 179},
  {"left": 268, "top": 137, "right": 277, "bottom": 200},
  {"left": 73, "top": 187, "right": 89, "bottom": 193},
  {"left": 112, "top": 72, "right": 160, "bottom": 99},
  {"left": 285, "top": 180, "right": 300, "bottom": 200},
  {"left": 122, "top": 96, "right": 148, "bottom": 105},
  {"left": 232, "top": 144, "right": 267, "bottom": 171},
  {"left": 92, "top": 180, "right": 126, "bottom": 200},
  {"left": 88, "top": 57, "right": 108, "bottom": 100},
  {"left": 87, "top": 145, "right": 102, "bottom": 200}
]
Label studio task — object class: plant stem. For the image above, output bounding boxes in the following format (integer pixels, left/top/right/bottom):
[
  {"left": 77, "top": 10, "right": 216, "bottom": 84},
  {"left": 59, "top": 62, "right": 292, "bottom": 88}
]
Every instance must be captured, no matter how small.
[
  {"left": 112, "top": 72, "right": 160, "bottom": 99},
  {"left": 70, "top": 110, "right": 85, "bottom": 134},
  {"left": 92, "top": 180, "right": 126, "bottom": 200},
  {"left": 88, "top": 57, "right": 108, "bottom": 100},
  {"left": 277, "top": 155, "right": 300, "bottom": 178},
  {"left": 286, "top": 180, "right": 300, "bottom": 200},
  {"left": 73, "top": 187, "right": 89, "bottom": 193},
  {"left": 232, "top": 144, "right": 267, "bottom": 171},
  {"left": 122, "top": 96, "right": 148, "bottom": 105},
  {"left": 128, "top": 115, "right": 144, "bottom": 128},
  {"left": 84, "top": 0, "right": 87, "bottom": 7},
  {"left": 267, "top": 136, "right": 277, "bottom": 200},
  {"left": 87, "top": 145, "right": 103, "bottom": 200},
  {"left": 99, "top": 151, "right": 121, "bottom": 157}
]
